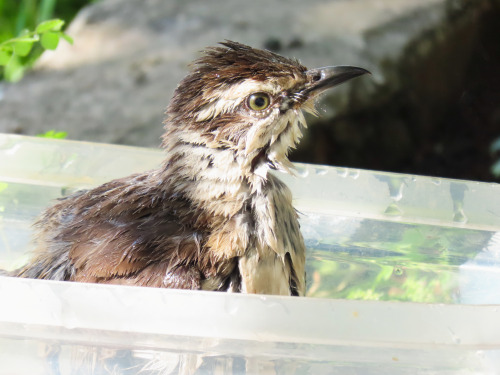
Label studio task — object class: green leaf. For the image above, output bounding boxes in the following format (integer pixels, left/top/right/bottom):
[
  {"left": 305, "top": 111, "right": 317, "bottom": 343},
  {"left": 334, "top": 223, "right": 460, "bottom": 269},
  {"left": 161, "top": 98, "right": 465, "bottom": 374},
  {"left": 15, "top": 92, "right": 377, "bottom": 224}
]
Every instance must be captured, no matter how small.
[
  {"left": 40, "top": 32, "right": 59, "bottom": 50},
  {"left": 36, "top": 19, "right": 65, "bottom": 34},
  {"left": 0, "top": 44, "right": 13, "bottom": 52},
  {"left": 0, "top": 50, "right": 12, "bottom": 66},
  {"left": 4, "top": 56, "right": 24, "bottom": 82},
  {"left": 36, "top": 130, "right": 68, "bottom": 139},
  {"left": 13, "top": 41, "right": 33, "bottom": 57},
  {"left": 60, "top": 32, "right": 74, "bottom": 45},
  {"left": 52, "top": 131, "right": 68, "bottom": 139}
]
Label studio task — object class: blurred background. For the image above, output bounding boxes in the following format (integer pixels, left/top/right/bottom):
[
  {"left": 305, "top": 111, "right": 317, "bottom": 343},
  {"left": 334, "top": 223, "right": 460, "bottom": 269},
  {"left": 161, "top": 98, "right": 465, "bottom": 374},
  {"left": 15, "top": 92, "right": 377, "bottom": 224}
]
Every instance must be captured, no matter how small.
[{"left": 0, "top": 0, "right": 499, "bottom": 183}]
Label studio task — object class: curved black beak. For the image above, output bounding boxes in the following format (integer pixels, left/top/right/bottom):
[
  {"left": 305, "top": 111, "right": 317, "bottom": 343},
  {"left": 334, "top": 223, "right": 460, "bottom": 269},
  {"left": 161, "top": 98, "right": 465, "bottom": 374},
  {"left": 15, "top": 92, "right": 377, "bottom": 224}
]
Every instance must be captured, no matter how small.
[{"left": 302, "top": 65, "right": 370, "bottom": 97}]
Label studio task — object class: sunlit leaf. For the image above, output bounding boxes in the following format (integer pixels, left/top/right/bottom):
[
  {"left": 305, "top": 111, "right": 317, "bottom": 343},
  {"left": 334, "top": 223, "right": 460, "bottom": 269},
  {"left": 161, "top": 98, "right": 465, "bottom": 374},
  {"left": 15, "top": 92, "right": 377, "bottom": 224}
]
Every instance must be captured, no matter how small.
[
  {"left": 4, "top": 56, "right": 24, "bottom": 82},
  {"left": 60, "top": 32, "right": 74, "bottom": 45},
  {"left": 36, "top": 19, "right": 65, "bottom": 34},
  {"left": 36, "top": 130, "right": 68, "bottom": 139},
  {"left": 0, "top": 50, "right": 12, "bottom": 65},
  {"left": 40, "top": 32, "right": 59, "bottom": 50},
  {"left": 0, "top": 44, "right": 13, "bottom": 52},
  {"left": 13, "top": 41, "right": 33, "bottom": 57}
]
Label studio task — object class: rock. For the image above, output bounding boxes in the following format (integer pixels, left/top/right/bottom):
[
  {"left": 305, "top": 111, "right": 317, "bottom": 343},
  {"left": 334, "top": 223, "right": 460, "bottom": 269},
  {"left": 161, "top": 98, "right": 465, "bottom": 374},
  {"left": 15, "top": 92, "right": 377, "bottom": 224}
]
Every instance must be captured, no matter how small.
[{"left": 0, "top": 0, "right": 496, "bottom": 179}]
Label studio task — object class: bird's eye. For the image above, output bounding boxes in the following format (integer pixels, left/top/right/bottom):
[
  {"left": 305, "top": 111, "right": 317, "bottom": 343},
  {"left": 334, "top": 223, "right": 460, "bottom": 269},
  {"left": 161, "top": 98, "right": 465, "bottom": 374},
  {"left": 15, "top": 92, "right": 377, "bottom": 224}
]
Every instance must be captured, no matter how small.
[{"left": 247, "top": 93, "right": 271, "bottom": 111}]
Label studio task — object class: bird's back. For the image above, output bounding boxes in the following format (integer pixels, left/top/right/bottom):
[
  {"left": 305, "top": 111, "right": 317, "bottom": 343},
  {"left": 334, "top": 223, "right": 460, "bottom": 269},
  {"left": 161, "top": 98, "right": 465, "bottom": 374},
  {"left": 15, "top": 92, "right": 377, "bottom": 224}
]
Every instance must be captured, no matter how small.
[{"left": 17, "top": 170, "right": 220, "bottom": 288}]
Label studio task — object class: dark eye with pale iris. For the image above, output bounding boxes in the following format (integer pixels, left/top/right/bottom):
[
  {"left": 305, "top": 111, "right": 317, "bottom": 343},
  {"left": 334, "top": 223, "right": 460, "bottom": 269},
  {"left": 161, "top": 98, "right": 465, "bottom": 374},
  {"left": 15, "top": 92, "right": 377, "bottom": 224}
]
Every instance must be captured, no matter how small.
[{"left": 247, "top": 93, "right": 271, "bottom": 111}]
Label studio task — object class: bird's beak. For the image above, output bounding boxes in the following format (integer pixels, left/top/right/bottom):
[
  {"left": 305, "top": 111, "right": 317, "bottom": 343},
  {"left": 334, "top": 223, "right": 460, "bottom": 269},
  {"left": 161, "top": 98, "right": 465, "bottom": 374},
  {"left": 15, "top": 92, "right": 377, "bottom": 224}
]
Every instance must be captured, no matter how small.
[{"left": 302, "top": 65, "right": 370, "bottom": 97}]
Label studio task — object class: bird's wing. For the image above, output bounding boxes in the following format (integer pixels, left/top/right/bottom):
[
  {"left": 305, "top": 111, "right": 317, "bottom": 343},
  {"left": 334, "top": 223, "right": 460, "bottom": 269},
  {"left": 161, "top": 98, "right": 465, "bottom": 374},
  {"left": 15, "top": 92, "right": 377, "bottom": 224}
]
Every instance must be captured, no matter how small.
[{"left": 19, "top": 172, "right": 208, "bottom": 289}]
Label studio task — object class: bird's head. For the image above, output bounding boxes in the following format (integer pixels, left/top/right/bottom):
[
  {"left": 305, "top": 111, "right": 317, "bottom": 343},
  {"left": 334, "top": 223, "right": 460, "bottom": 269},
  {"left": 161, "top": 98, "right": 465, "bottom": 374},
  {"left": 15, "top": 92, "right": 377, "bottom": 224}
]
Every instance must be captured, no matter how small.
[{"left": 164, "top": 41, "right": 369, "bottom": 178}]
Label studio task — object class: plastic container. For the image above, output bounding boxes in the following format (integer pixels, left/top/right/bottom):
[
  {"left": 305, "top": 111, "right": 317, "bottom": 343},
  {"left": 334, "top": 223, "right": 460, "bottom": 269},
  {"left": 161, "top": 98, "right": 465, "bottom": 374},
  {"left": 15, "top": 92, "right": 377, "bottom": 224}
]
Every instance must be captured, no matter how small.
[{"left": 1, "top": 134, "right": 500, "bottom": 374}]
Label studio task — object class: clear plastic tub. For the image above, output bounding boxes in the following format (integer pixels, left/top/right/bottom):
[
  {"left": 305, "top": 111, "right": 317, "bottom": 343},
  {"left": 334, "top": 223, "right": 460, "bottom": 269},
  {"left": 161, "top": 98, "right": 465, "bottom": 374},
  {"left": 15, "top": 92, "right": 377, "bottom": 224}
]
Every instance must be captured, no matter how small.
[{"left": 1, "top": 134, "right": 500, "bottom": 374}]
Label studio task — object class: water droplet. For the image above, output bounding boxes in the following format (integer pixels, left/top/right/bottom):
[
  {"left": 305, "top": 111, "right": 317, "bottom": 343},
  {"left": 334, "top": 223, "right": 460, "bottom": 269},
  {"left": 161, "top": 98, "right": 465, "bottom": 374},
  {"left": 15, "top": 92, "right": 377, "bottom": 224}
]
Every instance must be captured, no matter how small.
[
  {"left": 393, "top": 266, "right": 405, "bottom": 277},
  {"left": 388, "top": 179, "right": 405, "bottom": 201},
  {"left": 348, "top": 169, "right": 360, "bottom": 179},
  {"left": 379, "top": 177, "right": 406, "bottom": 202},
  {"left": 391, "top": 189, "right": 403, "bottom": 201},
  {"left": 453, "top": 209, "right": 468, "bottom": 223},
  {"left": 314, "top": 167, "right": 328, "bottom": 176},
  {"left": 384, "top": 203, "right": 402, "bottom": 216},
  {"left": 431, "top": 178, "right": 441, "bottom": 185},
  {"left": 336, "top": 168, "right": 348, "bottom": 177},
  {"left": 447, "top": 327, "right": 462, "bottom": 344},
  {"left": 295, "top": 166, "right": 309, "bottom": 178}
]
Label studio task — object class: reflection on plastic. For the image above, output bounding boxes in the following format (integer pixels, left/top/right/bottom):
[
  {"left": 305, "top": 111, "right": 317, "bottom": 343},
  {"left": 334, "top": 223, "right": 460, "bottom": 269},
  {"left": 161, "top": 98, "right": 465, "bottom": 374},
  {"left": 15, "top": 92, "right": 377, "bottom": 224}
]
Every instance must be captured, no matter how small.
[{"left": 1, "top": 134, "right": 500, "bottom": 374}]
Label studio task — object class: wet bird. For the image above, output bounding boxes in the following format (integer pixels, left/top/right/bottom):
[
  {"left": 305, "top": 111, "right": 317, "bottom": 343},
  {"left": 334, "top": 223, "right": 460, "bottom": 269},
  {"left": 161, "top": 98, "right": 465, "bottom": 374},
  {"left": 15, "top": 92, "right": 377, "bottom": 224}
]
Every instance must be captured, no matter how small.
[{"left": 16, "top": 41, "right": 368, "bottom": 296}]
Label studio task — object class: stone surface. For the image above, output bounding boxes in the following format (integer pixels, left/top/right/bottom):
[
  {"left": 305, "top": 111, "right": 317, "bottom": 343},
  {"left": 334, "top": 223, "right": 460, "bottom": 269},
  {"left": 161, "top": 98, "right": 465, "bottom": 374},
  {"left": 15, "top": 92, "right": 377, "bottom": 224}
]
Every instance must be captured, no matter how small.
[{"left": 0, "top": 0, "right": 497, "bottom": 180}]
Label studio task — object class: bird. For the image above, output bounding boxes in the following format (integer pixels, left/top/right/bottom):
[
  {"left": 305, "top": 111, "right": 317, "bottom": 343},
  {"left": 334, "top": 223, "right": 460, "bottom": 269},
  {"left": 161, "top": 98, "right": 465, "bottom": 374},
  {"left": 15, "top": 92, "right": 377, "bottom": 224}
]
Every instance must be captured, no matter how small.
[{"left": 14, "top": 41, "right": 369, "bottom": 296}]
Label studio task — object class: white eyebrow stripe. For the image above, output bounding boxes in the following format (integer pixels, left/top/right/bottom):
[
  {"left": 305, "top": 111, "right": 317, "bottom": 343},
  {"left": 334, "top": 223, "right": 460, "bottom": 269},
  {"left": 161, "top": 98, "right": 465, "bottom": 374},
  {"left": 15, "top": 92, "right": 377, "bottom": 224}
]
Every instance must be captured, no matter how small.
[{"left": 196, "top": 80, "right": 280, "bottom": 122}]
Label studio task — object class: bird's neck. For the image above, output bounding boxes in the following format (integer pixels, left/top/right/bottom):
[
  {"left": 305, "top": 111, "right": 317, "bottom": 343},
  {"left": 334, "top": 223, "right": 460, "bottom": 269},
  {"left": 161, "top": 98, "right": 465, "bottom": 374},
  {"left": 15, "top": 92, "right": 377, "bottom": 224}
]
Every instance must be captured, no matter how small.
[{"left": 160, "top": 129, "right": 269, "bottom": 218}]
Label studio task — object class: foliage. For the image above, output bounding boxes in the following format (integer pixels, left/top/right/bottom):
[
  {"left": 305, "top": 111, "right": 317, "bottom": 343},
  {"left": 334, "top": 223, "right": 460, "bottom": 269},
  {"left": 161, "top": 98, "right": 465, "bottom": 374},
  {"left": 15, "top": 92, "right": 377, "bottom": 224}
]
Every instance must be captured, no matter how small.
[
  {"left": 0, "top": 19, "right": 73, "bottom": 82},
  {"left": 0, "top": 0, "right": 97, "bottom": 81},
  {"left": 0, "top": 0, "right": 95, "bottom": 40},
  {"left": 36, "top": 130, "right": 68, "bottom": 139}
]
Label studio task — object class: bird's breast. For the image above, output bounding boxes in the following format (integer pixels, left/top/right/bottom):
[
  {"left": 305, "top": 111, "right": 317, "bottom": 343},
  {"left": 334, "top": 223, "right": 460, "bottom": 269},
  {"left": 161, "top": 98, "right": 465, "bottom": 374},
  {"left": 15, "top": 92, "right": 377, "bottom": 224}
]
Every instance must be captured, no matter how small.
[{"left": 236, "top": 174, "right": 306, "bottom": 295}]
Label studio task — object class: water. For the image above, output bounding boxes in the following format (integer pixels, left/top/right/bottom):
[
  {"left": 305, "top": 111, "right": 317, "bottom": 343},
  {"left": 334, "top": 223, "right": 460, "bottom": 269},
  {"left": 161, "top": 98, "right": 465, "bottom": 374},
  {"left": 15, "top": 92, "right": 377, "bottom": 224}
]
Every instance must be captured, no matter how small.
[
  {"left": 4, "top": 135, "right": 500, "bottom": 374},
  {"left": 0, "top": 181, "right": 62, "bottom": 271},
  {"left": 300, "top": 212, "right": 495, "bottom": 303},
  {"left": 1, "top": 179, "right": 497, "bottom": 305}
]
